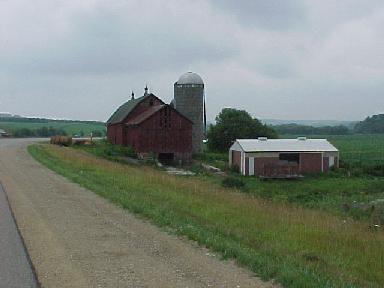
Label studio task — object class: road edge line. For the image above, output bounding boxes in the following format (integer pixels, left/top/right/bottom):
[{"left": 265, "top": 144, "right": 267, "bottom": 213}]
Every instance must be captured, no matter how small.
[{"left": 0, "top": 181, "right": 41, "bottom": 288}]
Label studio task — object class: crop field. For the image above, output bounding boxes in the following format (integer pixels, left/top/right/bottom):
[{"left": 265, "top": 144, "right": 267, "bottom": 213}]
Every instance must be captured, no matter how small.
[
  {"left": 29, "top": 143, "right": 384, "bottom": 288},
  {"left": 326, "top": 134, "right": 384, "bottom": 166},
  {"left": 0, "top": 119, "right": 105, "bottom": 136},
  {"left": 280, "top": 134, "right": 384, "bottom": 167}
]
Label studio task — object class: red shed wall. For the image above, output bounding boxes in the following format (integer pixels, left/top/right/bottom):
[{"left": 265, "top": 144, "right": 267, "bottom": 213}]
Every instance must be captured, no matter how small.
[
  {"left": 254, "top": 157, "right": 280, "bottom": 175},
  {"left": 232, "top": 151, "right": 241, "bottom": 172},
  {"left": 299, "top": 153, "right": 323, "bottom": 173}
]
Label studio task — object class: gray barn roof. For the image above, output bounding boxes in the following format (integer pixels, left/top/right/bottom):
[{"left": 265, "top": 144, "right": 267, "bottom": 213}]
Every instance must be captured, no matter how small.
[
  {"left": 107, "top": 95, "right": 147, "bottom": 124},
  {"left": 232, "top": 138, "right": 338, "bottom": 152}
]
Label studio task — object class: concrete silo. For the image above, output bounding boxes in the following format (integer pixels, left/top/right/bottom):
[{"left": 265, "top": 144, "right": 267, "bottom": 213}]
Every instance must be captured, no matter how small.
[{"left": 174, "top": 72, "right": 205, "bottom": 153}]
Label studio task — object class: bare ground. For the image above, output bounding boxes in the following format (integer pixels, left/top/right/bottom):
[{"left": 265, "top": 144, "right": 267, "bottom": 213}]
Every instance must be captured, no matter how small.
[{"left": 0, "top": 139, "right": 275, "bottom": 288}]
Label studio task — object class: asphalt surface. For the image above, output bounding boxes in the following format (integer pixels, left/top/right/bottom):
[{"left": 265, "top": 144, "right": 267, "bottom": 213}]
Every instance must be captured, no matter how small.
[{"left": 0, "top": 183, "right": 39, "bottom": 288}]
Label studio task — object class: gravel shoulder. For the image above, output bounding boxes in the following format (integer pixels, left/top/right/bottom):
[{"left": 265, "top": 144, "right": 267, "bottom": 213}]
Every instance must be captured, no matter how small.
[{"left": 0, "top": 139, "right": 274, "bottom": 288}]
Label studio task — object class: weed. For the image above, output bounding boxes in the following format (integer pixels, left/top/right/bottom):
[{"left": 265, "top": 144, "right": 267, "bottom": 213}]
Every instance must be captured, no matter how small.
[{"left": 29, "top": 144, "right": 384, "bottom": 288}]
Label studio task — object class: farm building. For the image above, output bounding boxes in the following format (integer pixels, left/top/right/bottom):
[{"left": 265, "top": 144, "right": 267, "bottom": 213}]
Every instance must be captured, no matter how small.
[
  {"left": 229, "top": 138, "right": 339, "bottom": 177},
  {"left": 107, "top": 72, "right": 205, "bottom": 163},
  {"left": 107, "top": 92, "right": 193, "bottom": 163}
]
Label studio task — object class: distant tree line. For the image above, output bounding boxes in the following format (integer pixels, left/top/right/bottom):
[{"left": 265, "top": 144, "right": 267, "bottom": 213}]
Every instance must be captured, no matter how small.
[
  {"left": 273, "top": 114, "right": 384, "bottom": 136},
  {"left": 0, "top": 116, "right": 104, "bottom": 125},
  {"left": 12, "top": 127, "right": 67, "bottom": 137},
  {"left": 207, "top": 108, "right": 277, "bottom": 152},
  {"left": 273, "top": 124, "right": 350, "bottom": 135},
  {"left": 354, "top": 114, "right": 384, "bottom": 134}
]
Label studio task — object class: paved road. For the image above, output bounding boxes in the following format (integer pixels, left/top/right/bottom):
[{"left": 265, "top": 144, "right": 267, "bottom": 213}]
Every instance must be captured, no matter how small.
[
  {"left": 0, "top": 138, "right": 275, "bottom": 288},
  {"left": 0, "top": 180, "right": 39, "bottom": 288}
]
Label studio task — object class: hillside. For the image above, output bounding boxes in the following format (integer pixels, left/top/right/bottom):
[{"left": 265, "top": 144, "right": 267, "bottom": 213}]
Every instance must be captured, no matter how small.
[
  {"left": 272, "top": 123, "right": 350, "bottom": 135},
  {"left": 262, "top": 118, "right": 357, "bottom": 128},
  {"left": 0, "top": 117, "right": 105, "bottom": 137},
  {"left": 354, "top": 114, "right": 384, "bottom": 133}
]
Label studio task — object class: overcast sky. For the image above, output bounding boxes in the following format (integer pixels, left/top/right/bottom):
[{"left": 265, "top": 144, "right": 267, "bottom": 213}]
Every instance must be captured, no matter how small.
[{"left": 1, "top": 0, "right": 383, "bottom": 122}]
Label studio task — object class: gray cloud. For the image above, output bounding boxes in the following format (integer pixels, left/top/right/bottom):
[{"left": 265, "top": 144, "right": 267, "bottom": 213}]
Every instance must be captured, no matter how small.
[
  {"left": 1, "top": 1, "right": 236, "bottom": 75},
  {"left": 210, "top": 0, "right": 307, "bottom": 30},
  {"left": 0, "top": 0, "right": 383, "bottom": 121}
]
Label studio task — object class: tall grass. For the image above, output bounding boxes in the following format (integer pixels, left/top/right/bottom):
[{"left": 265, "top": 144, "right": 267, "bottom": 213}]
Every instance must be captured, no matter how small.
[{"left": 29, "top": 144, "right": 384, "bottom": 288}]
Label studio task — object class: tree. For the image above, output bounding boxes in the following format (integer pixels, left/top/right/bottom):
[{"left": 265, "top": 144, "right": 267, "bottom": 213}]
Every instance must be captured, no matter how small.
[
  {"left": 91, "top": 130, "right": 103, "bottom": 137},
  {"left": 207, "top": 108, "right": 277, "bottom": 152},
  {"left": 354, "top": 114, "right": 384, "bottom": 133},
  {"left": 273, "top": 124, "right": 350, "bottom": 135}
]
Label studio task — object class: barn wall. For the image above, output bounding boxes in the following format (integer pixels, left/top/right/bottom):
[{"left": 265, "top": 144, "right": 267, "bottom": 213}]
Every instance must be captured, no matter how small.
[
  {"left": 125, "top": 126, "right": 140, "bottom": 149},
  {"left": 107, "top": 124, "right": 115, "bottom": 143},
  {"left": 299, "top": 153, "right": 323, "bottom": 173},
  {"left": 107, "top": 124, "right": 124, "bottom": 145},
  {"left": 125, "top": 106, "right": 192, "bottom": 162}
]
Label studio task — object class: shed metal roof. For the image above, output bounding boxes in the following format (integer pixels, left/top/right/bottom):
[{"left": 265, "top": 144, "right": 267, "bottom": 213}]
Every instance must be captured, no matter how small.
[{"left": 232, "top": 139, "right": 338, "bottom": 152}]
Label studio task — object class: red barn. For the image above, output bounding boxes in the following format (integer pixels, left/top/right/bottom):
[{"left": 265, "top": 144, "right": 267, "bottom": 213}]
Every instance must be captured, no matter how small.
[{"left": 107, "top": 93, "right": 192, "bottom": 163}]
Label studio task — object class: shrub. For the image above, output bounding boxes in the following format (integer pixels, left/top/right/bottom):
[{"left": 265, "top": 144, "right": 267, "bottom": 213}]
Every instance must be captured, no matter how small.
[{"left": 222, "top": 176, "right": 245, "bottom": 188}]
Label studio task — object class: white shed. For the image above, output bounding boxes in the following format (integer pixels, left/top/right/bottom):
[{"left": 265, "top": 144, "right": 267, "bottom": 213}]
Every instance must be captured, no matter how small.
[{"left": 229, "top": 137, "right": 339, "bottom": 177}]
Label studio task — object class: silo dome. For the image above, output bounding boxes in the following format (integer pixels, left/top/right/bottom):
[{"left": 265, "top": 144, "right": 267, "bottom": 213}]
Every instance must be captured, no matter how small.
[{"left": 177, "top": 72, "right": 204, "bottom": 85}]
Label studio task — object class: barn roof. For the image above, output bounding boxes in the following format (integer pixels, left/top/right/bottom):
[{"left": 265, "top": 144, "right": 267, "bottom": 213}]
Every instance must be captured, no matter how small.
[
  {"left": 232, "top": 138, "right": 338, "bottom": 153},
  {"left": 107, "top": 95, "right": 148, "bottom": 124},
  {"left": 126, "top": 105, "right": 165, "bottom": 125},
  {"left": 126, "top": 104, "right": 194, "bottom": 126}
]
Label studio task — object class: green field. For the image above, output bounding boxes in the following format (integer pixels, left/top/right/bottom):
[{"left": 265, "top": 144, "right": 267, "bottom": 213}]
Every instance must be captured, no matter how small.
[
  {"left": 326, "top": 134, "right": 384, "bottom": 166},
  {"left": 0, "top": 118, "right": 105, "bottom": 136},
  {"left": 29, "top": 143, "right": 384, "bottom": 288},
  {"left": 280, "top": 134, "right": 384, "bottom": 167}
]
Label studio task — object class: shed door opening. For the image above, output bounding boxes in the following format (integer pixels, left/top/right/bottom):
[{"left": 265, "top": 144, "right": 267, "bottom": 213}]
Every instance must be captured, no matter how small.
[
  {"left": 279, "top": 153, "right": 299, "bottom": 164},
  {"left": 158, "top": 153, "right": 174, "bottom": 165}
]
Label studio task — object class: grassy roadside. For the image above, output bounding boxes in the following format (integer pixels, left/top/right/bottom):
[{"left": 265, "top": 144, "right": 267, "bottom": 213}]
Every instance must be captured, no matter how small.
[{"left": 28, "top": 144, "right": 384, "bottom": 288}]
